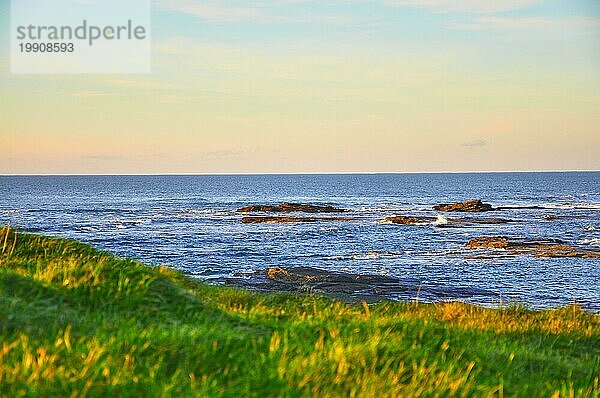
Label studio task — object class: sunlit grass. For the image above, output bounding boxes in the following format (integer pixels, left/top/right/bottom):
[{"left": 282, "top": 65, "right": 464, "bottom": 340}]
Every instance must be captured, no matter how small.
[{"left": 1, "top": 226, "right": 598, "bottom": 397}]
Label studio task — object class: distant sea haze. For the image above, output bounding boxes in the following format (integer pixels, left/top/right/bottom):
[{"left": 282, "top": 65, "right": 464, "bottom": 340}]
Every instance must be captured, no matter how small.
[{"left": 1, "top": 172, "right": 599, "bottom": 311}]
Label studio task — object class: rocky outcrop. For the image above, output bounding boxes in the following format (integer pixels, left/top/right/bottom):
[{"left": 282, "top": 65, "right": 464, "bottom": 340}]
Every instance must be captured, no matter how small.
[
  {"left": 384, "top": 216, "right": 433, "bottom": 225},
  {"left": 383, "top": 215, "right": 514, "bottom": 226},
  {"left": 241, "top": 216, "right": 350, "bottom": 224},
  {"left": 452, "top": 217, "right": 513, "bottom": 225},
  {"left": 466, "top": 236, "right": 600, "bottom": 258},
  {"left": 222, "top": 266, "right": 405, "bottom": 302},
  {"left": 466, "top": 237, "right": 510, "bottom": 249},
  {"left": 433, "top": 200, "right": 494, "bottom": 212},
  {"left": 495, "top": 205, "right": 545, "bottom": 210},
  {"left": 237, "top": 202, "right": 347, "bottom": 213},
  {"left": 220, "top": 266, "right": 496, "bottom": 303},
  {"left": 266, "top": 266, "right": 399, "bottom": 287}
]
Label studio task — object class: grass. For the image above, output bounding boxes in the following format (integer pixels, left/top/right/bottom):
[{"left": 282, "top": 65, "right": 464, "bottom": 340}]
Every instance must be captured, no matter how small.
[{"left": 0, "top": 226, "right": 598, "bottom": 397}]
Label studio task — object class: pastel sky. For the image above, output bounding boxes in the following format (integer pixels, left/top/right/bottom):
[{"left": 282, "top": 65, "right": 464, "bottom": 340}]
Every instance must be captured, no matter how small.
[{"left": 1, "top": 0, "right": 599, "bottom": 174}]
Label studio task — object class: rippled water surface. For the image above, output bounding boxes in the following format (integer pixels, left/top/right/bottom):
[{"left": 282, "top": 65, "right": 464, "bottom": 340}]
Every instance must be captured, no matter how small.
[{"left": 1, "top": 173, "right": 599, "bottom": 310}]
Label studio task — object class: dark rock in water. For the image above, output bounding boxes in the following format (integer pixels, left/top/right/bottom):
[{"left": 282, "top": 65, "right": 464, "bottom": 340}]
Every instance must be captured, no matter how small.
[
  {"left": 222, "top": 266, "right": 405, "bottom": 302},
  {"left": 266, "top": 266, "right": 399, "bottom": 287},
  {"left": 242, "top": 216, "right": 317, "bottom": 224},
  {"left": 495, "top": 205, "right": 545, "bottom": 210},
  {"left": 219, "top": 266, "right": 497, "bottom": 303},
  {"left": 242, "top": 216, "right": 351, "bottom": 224},
  {"left": 433, "top": 200, "right": 494, "bottom": 212},
  {"left": 385, "top": 215, "right": 433, "bottom": 225},
  {"left": 384, "top": 215, "right": 514, "bottom": 227},
  {"left": 451, "top": 217, "right": 514, "bottom": 225},
  {"left": 466, "top": 236, "right": 600, "bottom": 258},
  {"left": 466, "top": 237, "right": 510, "bottom": 249},
  {"left": 237, "top": 202, "right": 347, "bottom": 213}
]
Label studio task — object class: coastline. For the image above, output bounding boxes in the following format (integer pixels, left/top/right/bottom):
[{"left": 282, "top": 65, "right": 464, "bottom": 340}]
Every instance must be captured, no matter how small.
[{"left": 1, "top": 226, "right": 598, "bottom": 396}]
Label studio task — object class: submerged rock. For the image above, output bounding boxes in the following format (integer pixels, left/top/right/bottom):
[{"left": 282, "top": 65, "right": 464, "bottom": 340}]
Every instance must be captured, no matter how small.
[
  {"left": 433, "top": 200, "right": 494, "bottom": 212},
  {"left": 237, "top": 202, "right": 347, "bottom": 213},
  {"left": 385, "top": 216, "right": 433, "bottom": 225},
  {"left": 220, "top": 266, "right": 496, "bottom": 303},
  {"left": 495, "top": 205, "right": 546, "bottom": 210},
  {"left": 265, "top": 266, "right": 399, "bottom": 287},
  {"left": 383, "top": 215, "right": 514, "bottom": 227},
  {"left": 452, "top": 217, "right": 513, "bottom": 225},
  {"left": 242, "top": 216, "right": 316, "bottom": 224},
  {"left": 242, "top": 216, "right": 350, "bottom": 224},
  {"left": 466, "top": 236, "right": 600, "bottom": 258},
  {"left": 224, "top": 266, "right": 405, "bottom": 302},
  {"left": 466, "top": 237, "right": 510, "bottom": 249}
]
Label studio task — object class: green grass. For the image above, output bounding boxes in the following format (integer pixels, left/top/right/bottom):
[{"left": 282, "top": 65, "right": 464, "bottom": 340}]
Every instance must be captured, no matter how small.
[{"left": 0, "top": 226, "right": 598, "bottom": 397}]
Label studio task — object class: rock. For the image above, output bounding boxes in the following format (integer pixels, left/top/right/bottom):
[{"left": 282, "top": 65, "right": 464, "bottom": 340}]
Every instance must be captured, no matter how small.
[
  {"left": 266, "top": 266, "right": 289, "bottom": 280},
  {"left": 466, "top": 236, "right": 600, "bottom": 258},
  {"left": 237, "top": 202, "right": 347, "bottom": 213},
  {"left": 385, "top": 216, "right": 432, "bottom": 225},
  {"left": 433, "top": 200, "right": 494, "bottom": 212},
  {"left": 219, "top": 266, "right": 497, "bottom": 303},
  {"left": 231, "top": 266, "right": 406, "bottom": 302},
  {"left": 466, "top": 237, "right": 509, "bottom": 249},
  {"left": 384, "top": 215, "right": 514, "bottom": 226},
  {"left": 452, "top": 217, "right": 514, "bottom": 225},
  {"left": 265, "top": 266, "right": 398, "bottom": 286},
  {"left": 242, "top": 216, "right": 317, "bottom": 224},
  {"left": 495, "top": 205, "right": 545, "bottom": 210},
  {"left": 241, "top": 216, "right": 351, "bottom": 224}
]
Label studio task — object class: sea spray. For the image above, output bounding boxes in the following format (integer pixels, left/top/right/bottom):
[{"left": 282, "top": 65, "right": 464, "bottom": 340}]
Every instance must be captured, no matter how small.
[{"left": 434, "top": 214, "right": 448, "bottom": 226}]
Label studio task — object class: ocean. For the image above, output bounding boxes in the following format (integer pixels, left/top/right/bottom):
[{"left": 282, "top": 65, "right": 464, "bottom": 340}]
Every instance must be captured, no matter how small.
[{"left": 1, "top": 172, "right": 599, "bottom": 311}]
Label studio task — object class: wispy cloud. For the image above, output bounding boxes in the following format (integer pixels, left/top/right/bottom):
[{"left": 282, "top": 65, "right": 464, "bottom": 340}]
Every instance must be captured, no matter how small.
[
  {"left": 462, "top": 139, "right": 488, "bottom": 148},
  {"left": 81, "top": 155, "right": 128, "bottom": 161},
  {"left": 71, "top": 91, "right": 123, "bottom": 98},
  {"left": 447, "top": 16, "right": 600, "bottom": 31},
  {"left": 201, "top": 148, "right": 282, "bottom": 160},
  {"left": 386, "top": 0, "right": 542, "bottom": 14},
  {"left": 155, "top": 0, "right": 350, "bottom": 24},
  {"left": 156, "top": 0, "right": 267, "bottom": 22},
  {"left": 198, "top": 149, "right": 245, "bottom": 161},
  {"left": 154, "top": 0, "right": 599, "bottom": 36}
]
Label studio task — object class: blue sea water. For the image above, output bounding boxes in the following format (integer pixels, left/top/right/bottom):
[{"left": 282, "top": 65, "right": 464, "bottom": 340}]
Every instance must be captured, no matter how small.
[{"left": 1, "top": 172, "right": 599, "bottom": 311}]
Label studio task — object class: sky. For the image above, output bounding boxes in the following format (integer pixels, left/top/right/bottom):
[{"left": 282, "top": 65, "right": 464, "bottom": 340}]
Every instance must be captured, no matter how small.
[{"left": 0, "top": 0, "right": 599, "bottom": 174}]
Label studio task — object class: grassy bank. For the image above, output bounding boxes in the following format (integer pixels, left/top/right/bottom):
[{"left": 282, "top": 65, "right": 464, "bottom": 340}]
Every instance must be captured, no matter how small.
[{"left": 0, "top": 227, "right": 598, "bottom": 397}]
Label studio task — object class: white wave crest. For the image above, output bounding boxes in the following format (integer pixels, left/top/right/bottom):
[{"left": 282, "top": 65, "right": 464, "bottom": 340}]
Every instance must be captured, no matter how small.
[
  {"left": 111, "top": 218, "right": 146, "bottom": 225},
  {"left": 544, "top": 203, "right": 600, "bottom": 210},
  {"left": 580, "top": 238, "right": 600, "bottom": 246},
  {"left": 434, "top": 214, "right": 449, "bottom": 226},
  {"left": 502, "top": 203, "right": 600, "bottom": 210}
]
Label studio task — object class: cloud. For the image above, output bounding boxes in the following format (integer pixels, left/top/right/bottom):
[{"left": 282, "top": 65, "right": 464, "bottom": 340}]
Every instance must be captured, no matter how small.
[
  {"left": 101, "top": 78, "right": 183, "bottom": 91},
  {"left": 462, "top": 139, "right": 487, "bottom": 148},
  {"left": 155, "top": 0, "right": 351, "bottom": 24},
  {"left": 156, "top": 0, "right": 267, "bottom": 22},
  {"left": 71, "top": 91, "right": 124, "bottom": 98},
  {"left": 154, "top": 0, "right": 598, "bottom": 34},
  {"left": 198, "top": 150, "right": 245, "bottom": 161},
  {"left": 386, "top": 0, "right": 542, "bottom": 14},
  {"left": 447, "top": 16, "right": 600, "bottom": 31},
  {"left": 81, "top": 155, "right": 128, "bottom": 161}
]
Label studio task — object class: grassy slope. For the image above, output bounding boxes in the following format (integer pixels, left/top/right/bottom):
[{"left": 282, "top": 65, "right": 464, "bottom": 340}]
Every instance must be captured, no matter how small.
[{"left": 0, "top": 227, "right": 598, "bottom": 397}]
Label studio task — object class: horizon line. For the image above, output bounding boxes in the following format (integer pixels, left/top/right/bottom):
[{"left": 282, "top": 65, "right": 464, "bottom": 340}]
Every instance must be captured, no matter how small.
[{"left": 1, "top": 169, "right": 599, "bottom": 177}]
